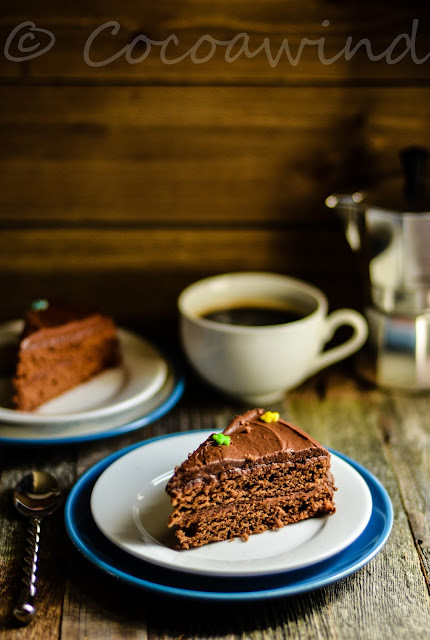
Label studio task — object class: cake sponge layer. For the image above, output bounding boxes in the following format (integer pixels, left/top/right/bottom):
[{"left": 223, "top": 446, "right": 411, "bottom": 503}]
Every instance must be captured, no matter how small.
[
  {"left": 166, "top": 409, "right": 336, "bottom": 549},
  {"left": 168, "top": 458, "right": 333, "bottom": 525},
  {"left": 173, "top": 489, "right": 336, "bottom": 549},
  {"left": 12, "top": 303, "right": 120, "bottom": 411}
]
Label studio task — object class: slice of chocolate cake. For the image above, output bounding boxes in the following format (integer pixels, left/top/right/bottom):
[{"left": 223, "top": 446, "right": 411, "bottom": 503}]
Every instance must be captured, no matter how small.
[
  {"left": 166, "top": 408, "right": 336, "bottom": 549},
  {"left": 12, "top": 300, "right": 121, "bottom": 411}
]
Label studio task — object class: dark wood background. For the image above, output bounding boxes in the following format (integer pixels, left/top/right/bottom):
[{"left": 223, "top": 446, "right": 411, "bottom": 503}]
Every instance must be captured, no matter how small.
[{"left": 2, "top": 1, "right": 430, "bottom": 332}]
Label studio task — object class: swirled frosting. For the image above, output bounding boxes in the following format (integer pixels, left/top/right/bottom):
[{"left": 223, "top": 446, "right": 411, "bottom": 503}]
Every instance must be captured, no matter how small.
[{"left": 168, "top": 408, "right": 329, "bottom": 487}]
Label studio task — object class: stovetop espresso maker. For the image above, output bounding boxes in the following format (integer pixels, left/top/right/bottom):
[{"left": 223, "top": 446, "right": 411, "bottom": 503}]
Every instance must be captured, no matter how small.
[{"left": 326, "top": 146, "right": 430, "bottom": 390}]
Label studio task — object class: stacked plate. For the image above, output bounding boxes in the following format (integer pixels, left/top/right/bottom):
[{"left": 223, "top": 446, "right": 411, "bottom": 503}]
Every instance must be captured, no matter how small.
[
  {"left": 65, "top": 431, "right": 394, "bottom": 602},
  {"left": 0, "top": 321, "right": 184, "bottom": 445}
]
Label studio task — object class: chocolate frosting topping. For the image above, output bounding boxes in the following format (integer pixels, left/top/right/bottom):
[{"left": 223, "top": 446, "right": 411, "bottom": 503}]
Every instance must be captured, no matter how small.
[
  {"left": 168, "top": 408, "right": 329, "bottom": 486},
  {"left": 20, "top": 302, "right": 116, "bottom": 352},
  {"left": 223, "top": 408, "right": 265, "bottom": 436}
]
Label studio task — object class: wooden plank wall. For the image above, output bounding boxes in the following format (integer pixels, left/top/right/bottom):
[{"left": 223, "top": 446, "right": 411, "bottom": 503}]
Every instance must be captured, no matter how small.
[{"left": 2, "top": 1, "right": 430, "bottom": 332}]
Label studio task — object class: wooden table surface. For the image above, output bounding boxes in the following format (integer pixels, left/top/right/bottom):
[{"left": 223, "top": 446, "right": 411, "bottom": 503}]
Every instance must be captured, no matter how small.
[{"left": 1, "top": 362, "right": 429, "bottom": 640}]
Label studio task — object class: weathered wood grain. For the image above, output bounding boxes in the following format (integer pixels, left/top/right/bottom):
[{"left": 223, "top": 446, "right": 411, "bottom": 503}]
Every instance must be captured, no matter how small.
[
  {"left": 2, "top": 5, "right": 430, "bottom": 333},
  {"left": 1, "top": 85, "right": 430, "bottom": 228},
  {"left": 0, "top": 451, "right": 76, "bottom": 637},
  {"left": 2, "top": 371, "right": 429, "bottom": 638},
  {"left": 287, "top": 373, "right": 430, "bottom": 639},
  {"left": 0, "top": 228, "right": 352, "bottom": 272},
  {"left": 378, "top": 391, "right": 430, "bottom": 588}
]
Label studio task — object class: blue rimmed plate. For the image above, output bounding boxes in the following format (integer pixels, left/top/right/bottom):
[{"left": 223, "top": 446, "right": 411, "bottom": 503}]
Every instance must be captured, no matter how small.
[
  {"left": 90, "top": 431, "right": 373, "bottom": 576},
  {"left": 0, "top": 323, "right": 169, "bottom": 424},
  {"left": 65, "top": 433, "right": 393, "bottom": 601},
  {"left": 0, "top": 365, "right": 184, "bottom": 446}
]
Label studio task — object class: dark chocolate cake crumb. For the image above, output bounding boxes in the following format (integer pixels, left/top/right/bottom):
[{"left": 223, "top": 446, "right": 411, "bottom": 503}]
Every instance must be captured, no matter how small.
[{"left": 166, "top": 409, "right": 336, "bottom": 549}]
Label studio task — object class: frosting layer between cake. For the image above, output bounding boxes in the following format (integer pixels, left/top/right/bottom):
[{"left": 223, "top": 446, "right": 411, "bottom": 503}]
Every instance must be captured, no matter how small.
[{"left": 167, "top": 408, "right": 329, "bottom": 486}]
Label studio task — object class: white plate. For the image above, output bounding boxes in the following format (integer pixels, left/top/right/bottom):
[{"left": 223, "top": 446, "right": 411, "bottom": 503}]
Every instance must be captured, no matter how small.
[
  {"left": 0, "top": 364, "right": 183, "bottom": 444},
  {"left": 90, "top": 431, "right": 373, "bottom": 577},
  {"left": 0, "top": 321, "right": 168, "bottom": 425},
  {"left": 67, "top": 439, "right": 393, "bottom": 601}
]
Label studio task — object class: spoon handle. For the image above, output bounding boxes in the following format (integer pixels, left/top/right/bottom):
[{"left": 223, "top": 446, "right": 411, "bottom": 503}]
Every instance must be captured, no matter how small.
[{"left": 13, "top": 516, "right": 41, "bottom": 625}]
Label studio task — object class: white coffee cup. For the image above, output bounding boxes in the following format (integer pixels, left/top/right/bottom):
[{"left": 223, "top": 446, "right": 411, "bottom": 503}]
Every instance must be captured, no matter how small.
[{"left": 178, "top": 272, "right": 368, "bottom": 403}]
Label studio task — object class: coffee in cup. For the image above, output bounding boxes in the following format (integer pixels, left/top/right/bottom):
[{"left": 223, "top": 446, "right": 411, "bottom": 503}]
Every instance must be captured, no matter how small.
[
  {"left": 178, "top": 272, "right": 368, "bottom": 403},
  {"left": 200, "top": 302, "right": 307, "bottom": 326}
]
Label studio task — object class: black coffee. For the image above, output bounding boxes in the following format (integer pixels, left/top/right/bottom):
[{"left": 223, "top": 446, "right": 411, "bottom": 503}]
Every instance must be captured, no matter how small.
[{"left": 201, "top": 305, "right": 306, "bottom": 327}]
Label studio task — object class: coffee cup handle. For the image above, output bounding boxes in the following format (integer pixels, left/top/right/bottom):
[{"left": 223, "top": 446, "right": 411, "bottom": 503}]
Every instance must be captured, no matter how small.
[{"left": 308, "top": 309, "right": 368, "bottom": 375}]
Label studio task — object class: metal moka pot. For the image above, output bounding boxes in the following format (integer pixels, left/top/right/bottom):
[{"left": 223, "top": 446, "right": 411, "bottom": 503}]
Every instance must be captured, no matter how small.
[{"left": 326, "top": 146, "right": 430, "bottom": 390}]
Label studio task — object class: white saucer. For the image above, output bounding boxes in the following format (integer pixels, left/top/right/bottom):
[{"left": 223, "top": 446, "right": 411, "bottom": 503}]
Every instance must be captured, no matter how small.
[
  {"left": 90, "top": 431, "right": 373, "bottom": 577},
  {"left": 0, "top": 321, "right": 168, "bottom": 425},
  {"left": 0, "top": 364, "right": 184, "bottom": 444}
]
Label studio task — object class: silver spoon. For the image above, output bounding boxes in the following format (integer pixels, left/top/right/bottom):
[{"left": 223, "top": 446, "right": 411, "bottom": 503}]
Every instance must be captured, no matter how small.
[{"left": 12, "top": 471, "right": 63, "bottom": 625}]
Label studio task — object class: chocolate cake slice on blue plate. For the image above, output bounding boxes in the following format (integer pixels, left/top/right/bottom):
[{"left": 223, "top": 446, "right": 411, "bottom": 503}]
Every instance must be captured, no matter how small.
[
  {"left": 12, "top": 300, "right": 121, "bottom": 411},
  {"left": 166, "top": 408, "right": 336, "bottom": 549}
]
